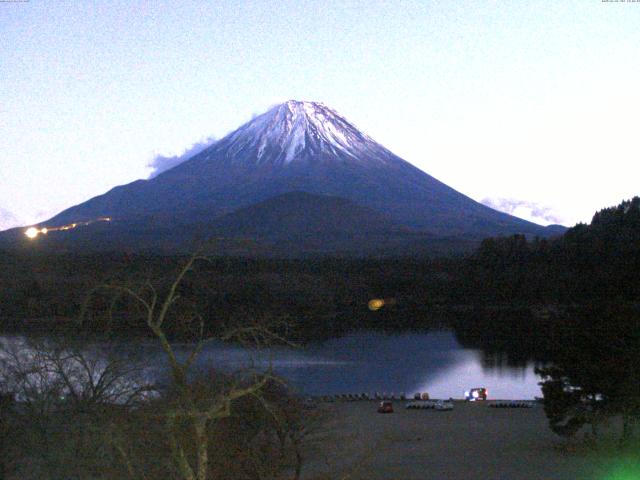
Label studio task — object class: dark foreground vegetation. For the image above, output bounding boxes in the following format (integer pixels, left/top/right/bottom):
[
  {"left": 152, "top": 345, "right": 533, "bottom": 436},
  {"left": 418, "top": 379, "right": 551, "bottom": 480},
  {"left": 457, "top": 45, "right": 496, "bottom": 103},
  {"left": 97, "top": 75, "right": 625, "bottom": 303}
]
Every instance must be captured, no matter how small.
[
  {"left": 1, "top": 364, "right": 313, "bottom": 479},
  {"left": 1, "top": 258, "right": 319, "bottom": 479},
  {"left": 1, "top": 197, "right": 640, "bottom": 477}
]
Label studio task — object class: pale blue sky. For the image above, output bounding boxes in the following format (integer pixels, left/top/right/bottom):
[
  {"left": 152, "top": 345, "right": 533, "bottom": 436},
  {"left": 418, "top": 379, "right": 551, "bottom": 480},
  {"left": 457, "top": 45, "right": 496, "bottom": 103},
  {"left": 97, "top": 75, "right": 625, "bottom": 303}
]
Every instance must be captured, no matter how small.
[{"left": 2, "top": 0, "right": 639, "bottom": 229}]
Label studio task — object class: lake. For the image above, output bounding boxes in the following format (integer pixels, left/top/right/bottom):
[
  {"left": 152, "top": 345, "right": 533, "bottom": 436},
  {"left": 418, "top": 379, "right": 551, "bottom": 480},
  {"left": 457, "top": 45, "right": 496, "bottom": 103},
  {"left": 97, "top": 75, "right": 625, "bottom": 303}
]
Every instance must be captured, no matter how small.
[
  {"left": 175, "top": 330, "right": 542, "bottom": 399},
  {"left": 1, "top": 330, "right": 542, "bottom": 400}
]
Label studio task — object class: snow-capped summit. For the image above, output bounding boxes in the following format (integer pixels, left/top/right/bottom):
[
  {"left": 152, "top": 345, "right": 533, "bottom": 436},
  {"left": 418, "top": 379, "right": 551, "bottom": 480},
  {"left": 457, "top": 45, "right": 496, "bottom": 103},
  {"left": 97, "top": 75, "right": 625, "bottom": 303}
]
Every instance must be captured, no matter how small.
[{"left": 207, "top": 100, "right": 391, "bottom": 167}]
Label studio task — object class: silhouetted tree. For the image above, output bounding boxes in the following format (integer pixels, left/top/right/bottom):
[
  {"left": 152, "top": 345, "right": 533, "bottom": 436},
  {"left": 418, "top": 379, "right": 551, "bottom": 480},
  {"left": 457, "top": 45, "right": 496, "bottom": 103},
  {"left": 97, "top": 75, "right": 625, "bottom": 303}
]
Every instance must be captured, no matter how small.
[{"left": 536, "top": 304, "right": 640, "bottom": 446}]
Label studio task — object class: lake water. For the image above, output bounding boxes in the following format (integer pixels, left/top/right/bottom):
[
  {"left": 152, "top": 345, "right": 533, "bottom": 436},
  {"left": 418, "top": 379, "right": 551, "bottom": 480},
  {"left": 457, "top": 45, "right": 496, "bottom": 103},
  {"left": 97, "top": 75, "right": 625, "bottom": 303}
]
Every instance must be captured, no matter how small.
[
  {"left": 1, "top": 330, "right": 542, "bottom": 400},
  {"left": 176, "top": 330, "right": 542, "bottom": 399}
]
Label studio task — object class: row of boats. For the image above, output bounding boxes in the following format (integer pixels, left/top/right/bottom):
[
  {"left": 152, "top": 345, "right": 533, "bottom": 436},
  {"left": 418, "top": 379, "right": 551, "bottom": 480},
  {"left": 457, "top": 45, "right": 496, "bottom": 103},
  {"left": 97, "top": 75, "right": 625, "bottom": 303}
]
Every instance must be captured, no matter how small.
[{"left": 405, "top": 400, "right": 454, "bottom": 411}]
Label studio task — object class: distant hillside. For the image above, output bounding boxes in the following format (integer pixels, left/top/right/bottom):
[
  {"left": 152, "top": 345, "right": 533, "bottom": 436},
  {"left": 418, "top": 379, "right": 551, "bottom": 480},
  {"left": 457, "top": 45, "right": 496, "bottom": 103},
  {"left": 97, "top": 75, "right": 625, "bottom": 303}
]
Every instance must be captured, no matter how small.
[{"left": 211, "top": 191, "right": 397, "bottom": 235}]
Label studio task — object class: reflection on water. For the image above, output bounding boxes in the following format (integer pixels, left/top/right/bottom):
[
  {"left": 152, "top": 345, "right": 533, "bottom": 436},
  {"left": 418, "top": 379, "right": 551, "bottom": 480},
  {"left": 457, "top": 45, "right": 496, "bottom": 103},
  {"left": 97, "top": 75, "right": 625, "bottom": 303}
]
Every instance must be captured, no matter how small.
[
  {"left": 188, "top": 331, "right": 541, "bottom": 399},
  {"left": 423, "top": 350, "right": 540, "bottom": 400},
  {"left": 1, "top": 330, "right": 542, "bottom": 400}
]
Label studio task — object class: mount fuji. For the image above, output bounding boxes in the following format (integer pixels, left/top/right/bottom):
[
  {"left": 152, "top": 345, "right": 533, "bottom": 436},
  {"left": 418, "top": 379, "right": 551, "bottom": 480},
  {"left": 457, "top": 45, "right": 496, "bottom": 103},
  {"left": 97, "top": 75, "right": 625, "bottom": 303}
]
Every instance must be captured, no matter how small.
[{"left": 1, "top": 100, "right": 563, "bottom": 255}]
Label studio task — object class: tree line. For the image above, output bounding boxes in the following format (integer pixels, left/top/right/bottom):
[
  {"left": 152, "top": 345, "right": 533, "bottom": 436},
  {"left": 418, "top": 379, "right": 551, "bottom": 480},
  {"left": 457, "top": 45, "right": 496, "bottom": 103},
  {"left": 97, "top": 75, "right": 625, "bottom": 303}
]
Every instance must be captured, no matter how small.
[
  {"left": 0, "top": 252, "right": 460, "bottom": 340},
  {"left": 453, "top": 197, "right": 640, "bottom": 447}
]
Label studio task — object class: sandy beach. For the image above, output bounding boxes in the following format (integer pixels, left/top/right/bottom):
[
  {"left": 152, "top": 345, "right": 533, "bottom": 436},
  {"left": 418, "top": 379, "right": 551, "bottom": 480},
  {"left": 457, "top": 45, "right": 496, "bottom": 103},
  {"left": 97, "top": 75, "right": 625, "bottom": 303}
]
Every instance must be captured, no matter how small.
[{"left": 301, "top": 400, "right": 615, "bottom": 480}]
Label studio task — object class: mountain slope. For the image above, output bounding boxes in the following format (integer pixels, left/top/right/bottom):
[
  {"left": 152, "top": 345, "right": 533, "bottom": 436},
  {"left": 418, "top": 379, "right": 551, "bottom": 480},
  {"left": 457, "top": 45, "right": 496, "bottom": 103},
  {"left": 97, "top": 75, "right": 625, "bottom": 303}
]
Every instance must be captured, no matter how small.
[
  {"left": 204, "top": 191, "right": 437, "bottom": 256},
  {"left": 210, "top": 191, "right": 398, "bottom": 236},
  {"left": 1, "top": 192, "right": 445, "bottom": 256}
]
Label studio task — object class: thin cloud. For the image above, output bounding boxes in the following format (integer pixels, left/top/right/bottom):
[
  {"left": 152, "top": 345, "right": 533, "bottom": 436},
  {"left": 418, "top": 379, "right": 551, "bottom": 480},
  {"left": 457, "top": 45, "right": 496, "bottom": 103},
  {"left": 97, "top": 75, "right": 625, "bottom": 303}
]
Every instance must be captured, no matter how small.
[
  {"left": 148, "top": 136, "right": 217, "bottom": 178},
  {"left": 0, "top": 208, "right": 60, "bottom": 231},
  {"left": 482, "top": 197, "right": 564, "bottom": 226},
  {"left": 0, "top": 207, "right": 20, "bottom": 231}
]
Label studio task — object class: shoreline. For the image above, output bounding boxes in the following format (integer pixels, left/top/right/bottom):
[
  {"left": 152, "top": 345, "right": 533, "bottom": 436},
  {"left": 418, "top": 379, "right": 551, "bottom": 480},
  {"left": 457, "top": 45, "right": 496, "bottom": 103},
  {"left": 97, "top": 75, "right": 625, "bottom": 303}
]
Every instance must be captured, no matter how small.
[{"left": 300, "top": 400, "right": 610, "bottom": 479}]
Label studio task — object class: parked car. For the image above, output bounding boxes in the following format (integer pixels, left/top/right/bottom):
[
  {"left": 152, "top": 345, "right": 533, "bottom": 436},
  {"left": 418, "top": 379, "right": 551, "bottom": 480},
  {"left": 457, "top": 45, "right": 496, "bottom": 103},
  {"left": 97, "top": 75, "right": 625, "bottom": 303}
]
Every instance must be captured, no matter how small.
[
  {"left": 377, "top": 401, "right": 394, "bottom": 413},
  {"left": 464, "top": 388, "right": 488, "bottom": 401}
]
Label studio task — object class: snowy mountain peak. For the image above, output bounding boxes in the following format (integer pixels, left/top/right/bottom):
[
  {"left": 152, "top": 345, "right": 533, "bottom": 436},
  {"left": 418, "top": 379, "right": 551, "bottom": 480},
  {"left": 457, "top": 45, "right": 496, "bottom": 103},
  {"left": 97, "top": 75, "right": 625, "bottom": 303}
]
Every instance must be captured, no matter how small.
[
  {"left": 210, "top": 100, "right": 391, "bottom": 167},
  {"left": 21, "top": 100, "right": 557, "bottom": 251}
]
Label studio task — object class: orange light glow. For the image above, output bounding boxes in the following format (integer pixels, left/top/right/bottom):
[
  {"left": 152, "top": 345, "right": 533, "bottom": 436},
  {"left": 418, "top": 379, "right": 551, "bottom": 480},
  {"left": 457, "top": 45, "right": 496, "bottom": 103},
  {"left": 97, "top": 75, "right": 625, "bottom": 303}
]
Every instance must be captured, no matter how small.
[
  {"left": 368, "top": 299, "right": 385, "bottom": 311},
  {"left": 24, "top": 217, "right": 112, "bottom": 240}
]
